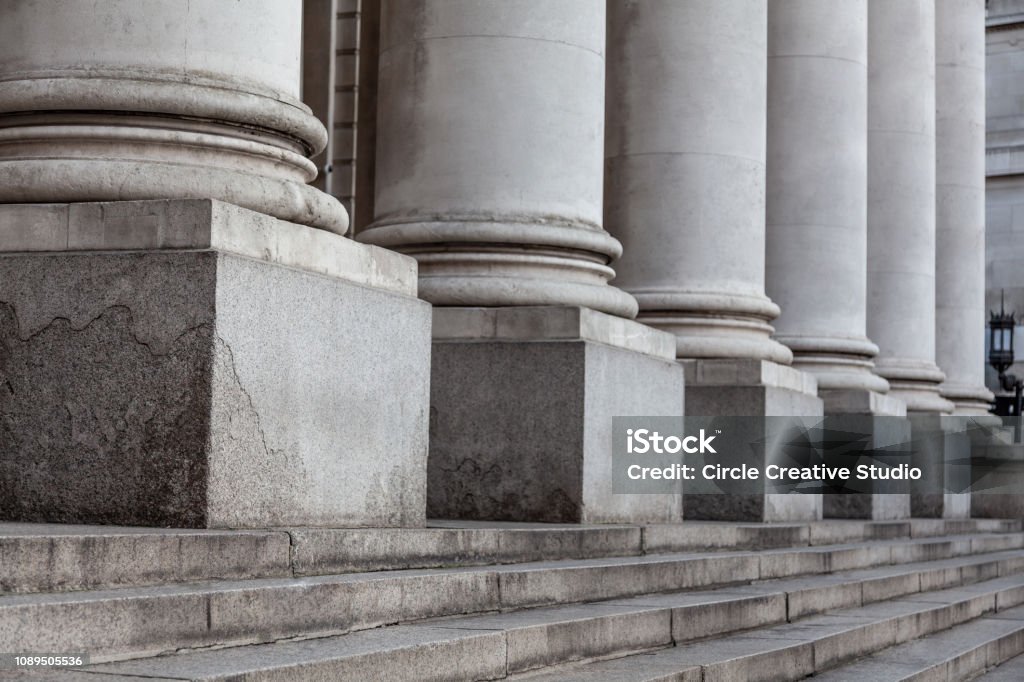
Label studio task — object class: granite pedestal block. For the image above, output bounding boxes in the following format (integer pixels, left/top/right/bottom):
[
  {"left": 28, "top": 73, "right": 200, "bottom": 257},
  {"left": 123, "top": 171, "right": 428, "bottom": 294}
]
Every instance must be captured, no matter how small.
[
  {"left": 0, "top": 200, "right": 431, "bottom": 528},
  {"left": 680, "top": 360, "right": 824, "bottom": 522},
  {"left": 819, "top": 388, "right": 912, "bottom": 521},
  {"left": 821, "top": 416, "right": 914, "bottom": 521},
  {"left": 427, "top": 307, "right": 684, "bottom": 524},
  {"left": 908, "top": 415, "right": 972, "bottom": 520}
]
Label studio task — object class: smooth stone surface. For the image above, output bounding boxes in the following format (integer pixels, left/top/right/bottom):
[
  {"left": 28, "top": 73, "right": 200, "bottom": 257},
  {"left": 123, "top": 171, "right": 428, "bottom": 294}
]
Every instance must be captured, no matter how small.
[
  {"left": 0, "top": 247, "right": 430, "bottom": 528},
  {"left": 428, "top": 307, "right": 684, "bottom": 523},
  {"left": 0, "top": 200, "right": 415, "bottom": 295},
  {"left": 605, "top": 0, "right": 791, "bottom": 364},
  {"left": 936, "top": 0, "right": 993, "bottom": 415},
  {"left": 866, "top": 0, "right": 951, "bottom": 414},
  {"left": 766, "top": 0, "right": 889, "bottom": 396},
  {"left": 361, "top": 0, "right": 637, "bottom": 317}
]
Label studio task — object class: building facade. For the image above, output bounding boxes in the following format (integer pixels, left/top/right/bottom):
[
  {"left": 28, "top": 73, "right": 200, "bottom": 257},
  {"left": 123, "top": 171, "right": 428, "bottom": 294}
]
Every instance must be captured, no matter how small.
[{"left": 0, "top": 0, "right": 995, "bottom": 528}]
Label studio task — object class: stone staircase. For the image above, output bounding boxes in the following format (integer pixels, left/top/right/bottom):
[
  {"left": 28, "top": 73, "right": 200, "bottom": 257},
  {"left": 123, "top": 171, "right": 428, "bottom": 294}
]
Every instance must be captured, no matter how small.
[{"left": 2, "top": 519, "right": 1024, "bottom": 681}]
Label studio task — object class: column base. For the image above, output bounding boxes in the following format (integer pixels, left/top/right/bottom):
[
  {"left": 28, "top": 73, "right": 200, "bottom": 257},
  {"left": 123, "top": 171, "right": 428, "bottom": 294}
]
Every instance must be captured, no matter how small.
[
  {"left": 874, "top": 358, "right": 955, "bottom": 414},
  {"left": 427, "top": 306, "right": 684, "bottom": 524},
  {"left": 908, "top": 415, "right": 972, "bottom": 519},
  {"left": 681, "top": 359, "right": 824, "bottom": 522},
  {"left": 820, "top": 414, "right": 913, "bottom": 521},
  {"left": 819, "top": 388, "right": 907, "bottom": 417},
  {"left": 819, "top": 391, "right": 911, "bottom": 520},
  {"left": 0, "top": 200, "right": 431, "bottom": 528},
  {"left": 940, "top": 382, "right": 995, "bottom": 416}
]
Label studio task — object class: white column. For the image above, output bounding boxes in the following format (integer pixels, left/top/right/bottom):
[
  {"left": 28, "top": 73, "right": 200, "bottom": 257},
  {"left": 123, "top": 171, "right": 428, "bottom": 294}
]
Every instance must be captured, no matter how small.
[
  {"left": 605, "top": 0, "right": 791, "bottom": 364},
  {"left": 765, "top": 0, "right": 890, "bottom": 396},
  {"left": 867, "top": 0, "right": 953, "bottom": 414},
  {"left": 0, "top": 0, "right": 346, "bottom": 234},
  {"left": 360, "top": 0, "right": 636, "bottom": 319},
  {"left": 936, "top": 0, "right": 994, "bottom": 415}
]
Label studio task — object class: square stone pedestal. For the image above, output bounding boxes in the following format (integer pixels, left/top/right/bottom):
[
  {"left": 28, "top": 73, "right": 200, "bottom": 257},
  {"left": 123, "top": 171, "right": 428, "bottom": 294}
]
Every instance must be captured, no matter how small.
[
  {"left": 427, "top": 306, "right": 685, "bottom": 524},
  {"left": 909, "top": 415, "right": 973, "bottom": 520},
  {"left": 819, "top": 388, "right": 912, "bottom": 521},
  {"left": 681, "top": 360, "right": 824, "bottom": 522},
  {"left": 821, "top": 415, "right": 913, "bottom": 521},
  {"left": 0, "top": 200, "right": 431, "bottom": 528}
]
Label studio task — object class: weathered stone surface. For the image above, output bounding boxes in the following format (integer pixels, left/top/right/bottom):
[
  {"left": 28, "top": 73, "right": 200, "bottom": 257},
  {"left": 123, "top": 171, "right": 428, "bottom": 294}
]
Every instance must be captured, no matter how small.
[
  {"left": 428, "top": 307, "right": 684, "bottom": 524},
  {"left": 0, "top": 525, "right": 291, "bottom": 594},
  {"left": 0, "top": 246, "right": 431, "bottom": 528},
  {"left": 288, "top": 524, "right": 643, "bottom": 575},
  {"left": 87, "top": 626, "right": 508, "bottom": 682},
  {"left": 0, "top": 200, "right": 416, "bottom": 295}
]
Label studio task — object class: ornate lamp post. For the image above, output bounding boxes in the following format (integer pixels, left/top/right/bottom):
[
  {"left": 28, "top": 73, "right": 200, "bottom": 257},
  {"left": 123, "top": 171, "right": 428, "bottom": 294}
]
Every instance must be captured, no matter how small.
[{"left": 989, "top": 291, "right": 1023, "bottom": 438}]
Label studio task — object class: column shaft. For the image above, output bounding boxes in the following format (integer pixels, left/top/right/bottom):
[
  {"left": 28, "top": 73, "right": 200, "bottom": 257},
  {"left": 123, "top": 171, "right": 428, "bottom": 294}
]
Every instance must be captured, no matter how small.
[
  {"left": 867, "top": 0, "right": 952, "bottom": 414},
  {"left": 604, "top": 0, "right": 790, "bottom": 363},
  {"left": 0, "top": 0, "right": 347, "bottom": 234},
  {"left": 766, "top": 0, "right": 890, "bottom": 395},
  {"left": 936, "top": 0, "right": 994, "bottom": 414},
  {"left": 360, "top": 0, "right": 636, "bottom": 318}
]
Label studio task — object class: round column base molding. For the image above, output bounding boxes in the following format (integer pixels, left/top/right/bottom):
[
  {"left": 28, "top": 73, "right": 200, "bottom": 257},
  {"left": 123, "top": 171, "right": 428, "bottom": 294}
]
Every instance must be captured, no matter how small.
[
  {"left": 360, "top": 219, "right": 637, "bottom": 318},
  {"left": 0, "top": 75, "right": 327, "bottom": 155},
  {"left": 939, "top": 382, "right": 996, "bottom": 416},
  {"left": 0, "top": 158, "right": 349, "bottom": 235},
  {"left": 361, "top": 218, "right": 623, "bottom": 262},
  {"left": 418, "top": 275, "right": 639, "bottom": 319},
  {"left": 874, "top": 358, "right": 954, "bottom": 414},
  {"left": 638, "top": 313, "right": 793, "bottom": 365},
  {"left": 778, "top": 335, "right": 889, "bottom": 393},
  {"left": 631, "top": 290, "right": 782, "bottom": 321}
]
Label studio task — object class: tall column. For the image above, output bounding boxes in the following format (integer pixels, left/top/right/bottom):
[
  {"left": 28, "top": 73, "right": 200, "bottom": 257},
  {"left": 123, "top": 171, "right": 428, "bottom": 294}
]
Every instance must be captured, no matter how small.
[
  {"left": 364, "top": 0, "right": 684, "bottom": 524},
  {"left": 766, "top": 0, "right": 908, "bottom": 521},
  {"left": 0, "top": 0, "right": 347, "bottom": 234},
  {"left": 605, "top": 0, "right": 791, "bottom": 365},
  {"left": 360, "top": 0, "right": 636, "bottom": 319},
  {"left": 935, "top": 0, "right": 994, "bottom": 415},
  {"left": 765, "top": 0, "right": 895, "bottom": 406},
  {"left": 867, "top": 0, "right": 953, "bottom": 415},
  {"left": 606, "top": 0, "right": 822, "bottom": 523},
  {"left": 0, "top": 1, "right": 431, "bottom": 528}
]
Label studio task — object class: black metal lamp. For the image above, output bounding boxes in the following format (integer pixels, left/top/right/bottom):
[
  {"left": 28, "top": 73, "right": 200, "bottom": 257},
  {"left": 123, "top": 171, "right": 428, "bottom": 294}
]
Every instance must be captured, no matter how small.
[{"left": 989, "top": 290, "right": 1024, "bottom": 424}]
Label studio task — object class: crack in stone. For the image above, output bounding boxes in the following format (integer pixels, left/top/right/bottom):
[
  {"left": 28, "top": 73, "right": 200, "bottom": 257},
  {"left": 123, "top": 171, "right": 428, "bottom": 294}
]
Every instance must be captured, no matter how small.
[
  {"left": 1, "top": 300, "right": 210, "bottom": 357},
  {"left": 214, "top": 334, "right": 272, "bottom": 461}
]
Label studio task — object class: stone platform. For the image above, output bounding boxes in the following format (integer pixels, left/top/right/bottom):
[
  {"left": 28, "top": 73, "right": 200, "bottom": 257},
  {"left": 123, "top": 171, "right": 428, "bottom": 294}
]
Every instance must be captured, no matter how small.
[
  {"left": 1, "top": 518, "right": 1023, "bottom": 680},
  {"left": 0, "top": 200, "right": 431, "bottom": 528},
  {"left": 427, "top": 306, "right": 684, "bottom": 524}
]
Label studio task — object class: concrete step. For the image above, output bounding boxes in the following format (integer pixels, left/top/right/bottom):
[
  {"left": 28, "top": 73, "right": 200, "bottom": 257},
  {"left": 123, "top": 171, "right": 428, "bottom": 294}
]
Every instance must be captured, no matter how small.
[
  {"left": 2, "top": 532, "right": 1021, "bottom": 663},
  {"left": 814, "top": 606, "right": 1024, "bottom": 680},
  {"left": 516, "top": 583, "right": 1024, "bottom": 682},
  {"left": 50, "top": 571, "right": 1024, "bottom": 681},
  {"left": 976, "top": 651, "right": 1024, "bottom": 680},
  {"left": 3, "top": 518, "right": 1018, "bottom": 594}
]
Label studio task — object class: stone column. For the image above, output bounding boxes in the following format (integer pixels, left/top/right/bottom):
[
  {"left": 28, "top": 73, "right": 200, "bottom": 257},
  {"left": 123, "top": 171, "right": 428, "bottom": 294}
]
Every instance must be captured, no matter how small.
[
  {"left": 765, "top": 0, "right": 909, "bottom": 521},
  {"left": 0, "top": 0, "right": 347, "bottom": 234},
  {"left": 765, "top": 0, "right": 900, "bottom": 412},
  {"left": 605, "top": 0, "right": 791, "bottom": 366},
  {"left": 360, "top": 0, "right": 636, "bottom": 318},
  {"left": 0, "top": 0, "right": 431, "bottom": 528},
  {"left": 363, "top": 0, "right": 684, "bottom": 524},
  {"left": 606, "top": 0, "right": 822, "bottom": 523},
  {"left": 867, "top": 0, "right": 953, "bottom": 415},
  {"left": 936, "top": 0, "right": 994, "bottom": 416}
]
